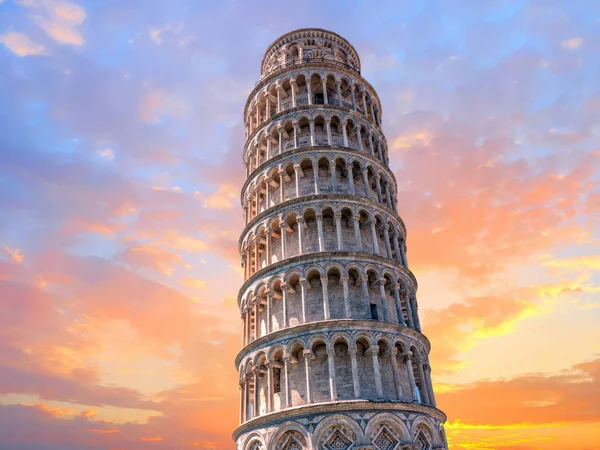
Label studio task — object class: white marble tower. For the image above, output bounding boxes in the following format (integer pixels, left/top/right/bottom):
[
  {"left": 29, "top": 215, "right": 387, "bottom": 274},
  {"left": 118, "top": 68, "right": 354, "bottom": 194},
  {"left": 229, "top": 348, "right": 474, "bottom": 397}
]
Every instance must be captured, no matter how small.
[{"left": 235, "top": 28, "right": 448, "bottom": 450}]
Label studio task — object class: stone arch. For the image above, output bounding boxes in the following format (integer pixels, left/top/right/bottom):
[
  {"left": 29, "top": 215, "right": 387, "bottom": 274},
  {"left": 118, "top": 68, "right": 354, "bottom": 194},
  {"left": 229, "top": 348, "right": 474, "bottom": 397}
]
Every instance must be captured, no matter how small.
[
  {"left": 410, "top": 416, "right": 439, "bottom": 448},
  {"left": 241, "top": 433, "right": 266, "bottom": 450}
]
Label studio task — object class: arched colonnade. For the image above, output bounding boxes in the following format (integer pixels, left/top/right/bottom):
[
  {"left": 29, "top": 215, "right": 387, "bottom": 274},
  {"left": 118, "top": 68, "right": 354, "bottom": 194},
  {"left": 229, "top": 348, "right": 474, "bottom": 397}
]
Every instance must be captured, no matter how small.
[
  {"left": 242, "top": 154, "right": 397, "bottom": 225},
  {"left": 239, "top": 330, "right": 436, "bottom": 423}
]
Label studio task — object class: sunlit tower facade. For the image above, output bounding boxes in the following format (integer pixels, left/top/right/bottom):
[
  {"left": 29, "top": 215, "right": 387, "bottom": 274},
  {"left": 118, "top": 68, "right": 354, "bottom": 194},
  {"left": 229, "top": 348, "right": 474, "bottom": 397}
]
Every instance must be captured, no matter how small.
[{"left": 235, "top": 29, "right": 448, "bottom": 450}]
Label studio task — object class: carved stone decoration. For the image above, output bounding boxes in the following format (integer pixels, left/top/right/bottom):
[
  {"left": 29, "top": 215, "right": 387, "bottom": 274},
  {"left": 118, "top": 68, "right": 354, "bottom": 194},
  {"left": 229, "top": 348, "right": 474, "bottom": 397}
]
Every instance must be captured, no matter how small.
[
  {"left": 280, "top": 435, "right": 303, "bottom": 450},
  {"left": 325, "top": 430, "right": 353, "bottom": 450},
  {"left": 414, "top": 432, "right": 430, "bottom": 450},
  {"left": 373, "top": 427, "right": 399, "bottom": 450}
]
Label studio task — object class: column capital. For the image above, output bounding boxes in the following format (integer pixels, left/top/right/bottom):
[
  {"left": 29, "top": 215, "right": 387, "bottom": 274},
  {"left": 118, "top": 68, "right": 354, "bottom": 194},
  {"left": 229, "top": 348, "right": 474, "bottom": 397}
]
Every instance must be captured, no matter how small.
[
  {"left": 353, "top": 215, "right": 361, "bottom": 222},
  {"left": 293, "top": 163, "right": 301, "bottom": 170},
  {"left": 299, "top": 277, "right": 308, "bottom": 285},
  {"left": 283, "top": 354, "right": 291, "bottom": 364},
  {"left": 341, "top": 275, "right": 350, "bottom": 282},
  {"left": 302, "top": 350, "right": 313, "bottom": 360},
  {"left": 391, "top": 347, "right": 399, "bottom": 356},
  {"left": 361, "top": 274, "right": 369, "bottom": 282},
  {"left": 348, "top": 345, "right": 358, "bottom": 355},
  {"left": 326, "top": 347, "right": 336, "bottom": 357},
  {"left": 278, "top": 221, "right": 287, "bottom": 229},
  {"left": 320, "top": 274, "right": 328, "bottom": 283},
  {"left": 297, "top": 217, "right": 305, "bottom": 224},
  {"left": 393, "top": 283, "right": 401, "bottom": 291},
  {"left": 334, "top": 212, "right": 342, "bottom": 219},
  {"left": 402, "top": 352, "right": 412, "bottom": 362},
  {"left": 316, "top": 213, "right": 323, "bottom": 220},
  {"left": 265, "top": 229, "right": 272, "bottom": 236}
]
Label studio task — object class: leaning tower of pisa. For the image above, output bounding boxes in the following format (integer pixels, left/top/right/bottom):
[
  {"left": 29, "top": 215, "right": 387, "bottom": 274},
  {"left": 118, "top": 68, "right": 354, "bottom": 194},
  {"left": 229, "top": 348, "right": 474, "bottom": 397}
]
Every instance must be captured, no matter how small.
[{"left": 235, "top": 29, "right": 448, "bottom": 450}]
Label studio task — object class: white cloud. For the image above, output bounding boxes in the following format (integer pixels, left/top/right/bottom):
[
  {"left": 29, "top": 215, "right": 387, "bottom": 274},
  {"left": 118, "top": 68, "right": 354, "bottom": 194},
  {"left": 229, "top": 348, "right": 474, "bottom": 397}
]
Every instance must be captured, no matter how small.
[
  {"left": 0, "top": 31, "right": 48, "bottom": 56},
  {"left": 20, "top": 0, "right": 86, "bottom": 46}
]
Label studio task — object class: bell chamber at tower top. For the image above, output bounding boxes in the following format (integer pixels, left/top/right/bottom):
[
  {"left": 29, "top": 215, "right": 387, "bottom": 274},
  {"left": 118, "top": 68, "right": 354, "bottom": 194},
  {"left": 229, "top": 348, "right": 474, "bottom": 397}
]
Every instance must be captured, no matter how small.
[{"left": 260, "top": 29, "right": 361, "bottom": 77}]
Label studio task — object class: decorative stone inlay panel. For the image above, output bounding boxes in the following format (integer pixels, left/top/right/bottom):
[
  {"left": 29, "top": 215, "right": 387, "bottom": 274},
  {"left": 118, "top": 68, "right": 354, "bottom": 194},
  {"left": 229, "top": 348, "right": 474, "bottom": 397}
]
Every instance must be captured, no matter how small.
[
  {"left": 373, "top": 428, "right": 398, "bottom": 450},
  {"left": 325, "top": 430, "right": 353, "bottom": 450}
]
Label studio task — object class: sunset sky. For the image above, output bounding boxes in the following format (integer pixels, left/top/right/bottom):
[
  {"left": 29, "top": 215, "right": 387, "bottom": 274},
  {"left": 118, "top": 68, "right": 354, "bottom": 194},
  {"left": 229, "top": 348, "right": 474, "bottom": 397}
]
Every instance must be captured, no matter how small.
[{"left": 1, "top": 0, "right": 599, "bottom": 449}]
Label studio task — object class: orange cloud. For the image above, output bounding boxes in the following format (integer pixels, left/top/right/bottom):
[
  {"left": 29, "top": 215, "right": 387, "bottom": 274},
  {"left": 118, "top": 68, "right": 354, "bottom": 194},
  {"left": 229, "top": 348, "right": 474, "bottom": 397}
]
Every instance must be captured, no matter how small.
[
  {"left": 120, "top": 245, "right": 182, "bottom": 276},
  {"left": 3, "top": 246, "right": 24, "bottom": 263},
  {"left": 439, "top": 358, "right": 600, "bottom": 449}
]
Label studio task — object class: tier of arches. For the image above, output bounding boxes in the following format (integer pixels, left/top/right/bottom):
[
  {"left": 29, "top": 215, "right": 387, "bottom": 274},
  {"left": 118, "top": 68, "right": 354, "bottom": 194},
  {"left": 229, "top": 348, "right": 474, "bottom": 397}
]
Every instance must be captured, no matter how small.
[
  {"left": 244, "top": 111, "right": 389, "bottom": 176},
  {"left": 239, "top": 414, "right": 445, "bottom": 450},
  {"left": 238, "top": 330, "right": 436, "bottom": 425},
  {"left": 241, "top": 203, "right": 408, "bottom": 281},
  {"left": 261, "top": 29, "right": 361, "bottom": 76},
  {"left": 239, "top": 262, "right": 421, "bottom": 348},
  {"left": 242, "top": 154, "right": 396, "bottom": 225},
  {"left": 245, "top": 70, "right": 381, "bottom": 138}
]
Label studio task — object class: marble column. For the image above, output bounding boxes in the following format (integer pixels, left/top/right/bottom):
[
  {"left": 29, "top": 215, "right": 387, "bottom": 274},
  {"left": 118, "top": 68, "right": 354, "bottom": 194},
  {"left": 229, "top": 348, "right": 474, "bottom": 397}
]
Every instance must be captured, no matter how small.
[
  {"left": 371, "top": 346, "right": 383, "bottom": 397},
  {"left": 297, "top": 217, "right": 305, "bottom": 255},
  {"left": 369, "top": 220, "right": 380, "bottom": 255},
  {"left": 362, "top": 168, "right": 370, "bottom": 197},
  {"left": 327, "top": 347, "right": 337, "bottom": 400},
  {"left": 341, "top": 275, "right": 351, "bottom": 318},
  {"left": 417, "top": 358, "right": 431, "bottom": 405},
  {"left": 378, "top": 281, "right": 390, "bottom": 322},
  {"left": 361, "top": 274, "right": 371, "bottom": 319},
  {"left": 283, "top": 355, "right": 292, "bottom": 408},
  {"left": 321, "top": 275, "right": 330, "bottom": 320},
  {"left": 299, "top": 277, "right": 308, "bottom": 323},
  {"left": 383, "top": 225, "right": 393, "bottom": 259},
  {"left": 316, "top": 213, "right": 325, "bottom": 252},
  {"left": 342, "top": 121, "right": 349, "bottom": 147},
  {"left": 293, "top": 164, "right": 301, "bottom": 198},
  {"left": 282, "top": 285, "right": 289, "bottom": 328},
  {"left": 335, "top": 212, "right": 343, "bottom": 250},
  {"left": 404, "top": 353, "right": 418, "bottom": 401},
  {"left": 266, "top": 362, "right": 274, "bottom": 413},
  {"left": 349, "top": 345, "right": 361, "bottom": 398},
  {"left": 353, "top": 215, "right": 363, "bottom": 251},
  {"left": 356, "top": 126, "right": 363, "bottom": 151},
  {"left": 303, "top": 350, "right": 313, "bottom": 404},
  {"left": 390, "top": 348, "right": 403, "bottom": 400},
  {"left": 253, "top": 370, "right": 260, "bottom": 417},
  {"left": 348, "top": 164, "right": 356, "bottom": 194},
  {"left": 393, "top": 284, "right": 406, "bottom": 326},
  {"left": 279, "top": 221, "right": 287, "bottom": 259},
  {"left": 425, "top": 362, "right": 437, "bottom": 408}
]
